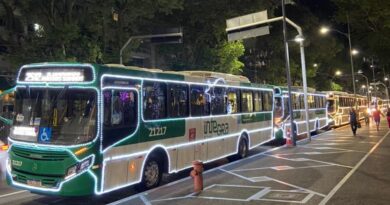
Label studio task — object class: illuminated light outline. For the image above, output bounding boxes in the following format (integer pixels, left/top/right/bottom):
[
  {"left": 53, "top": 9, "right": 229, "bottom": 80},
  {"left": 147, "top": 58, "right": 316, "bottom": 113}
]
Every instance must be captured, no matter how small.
[
  {"left": 101, "top": 144, "right": 172, "bottom": 193},
  {"left": 100, "top": 87, "right": 140, "bottom": 154},
  {"left": 100, "top": 122, "right": 273, "bottom": 193},
  {"left": 99, "top": 73, "right": 273, "bottom": 193},
  {"left": 9, "top": 85, "right": 101, "bottom": 149},
  {"left": 7, "top": 143, "right": 96, "bottom": 193},
  {"left": 16, "top": 63, "right": 97, "bottom": 85},
  {"left": 8, "top": 68, "right": 277, "bottom": 195},
  {"left": 100, "top": 74, "right": 274, "bottom": 154},
  {"left": 98, "top": 129, "right": 275, "bottom": 195},
  {"left": 24, "top": 71, "right": 85, "bottom": 82},
  {"left": 282, "top": 91, "right": 328, "bottom": 97}
]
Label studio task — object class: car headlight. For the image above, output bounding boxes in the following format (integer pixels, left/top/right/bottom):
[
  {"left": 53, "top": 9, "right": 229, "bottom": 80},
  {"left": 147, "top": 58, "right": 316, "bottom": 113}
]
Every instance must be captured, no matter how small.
[{"left": 65, "top": 157, "right": 93, "bottom": 180}]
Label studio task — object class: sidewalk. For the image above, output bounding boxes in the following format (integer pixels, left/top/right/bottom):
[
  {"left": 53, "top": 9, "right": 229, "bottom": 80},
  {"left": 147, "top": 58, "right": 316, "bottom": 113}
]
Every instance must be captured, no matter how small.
[{"left": 111, "top": 122, "right": 389, "bottom": 204}]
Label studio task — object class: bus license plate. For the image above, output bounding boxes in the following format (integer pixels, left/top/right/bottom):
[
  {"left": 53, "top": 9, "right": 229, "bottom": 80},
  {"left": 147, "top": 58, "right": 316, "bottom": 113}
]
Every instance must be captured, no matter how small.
[{"left": 27, "top": 180, "right": 42, "bottom": 187}]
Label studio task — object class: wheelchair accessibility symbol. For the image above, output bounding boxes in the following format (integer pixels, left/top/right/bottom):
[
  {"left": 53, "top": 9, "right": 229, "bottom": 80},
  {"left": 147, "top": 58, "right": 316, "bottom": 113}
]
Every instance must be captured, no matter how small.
[{"left": 38, "top": 127, "right": 52, "bottom": 142}]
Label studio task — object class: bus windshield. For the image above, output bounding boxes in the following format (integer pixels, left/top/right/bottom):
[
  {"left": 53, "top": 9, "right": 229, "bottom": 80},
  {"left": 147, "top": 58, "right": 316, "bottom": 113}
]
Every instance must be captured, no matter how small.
[{"left": 10, "top": 88, "right": 97, "bottom": 145}]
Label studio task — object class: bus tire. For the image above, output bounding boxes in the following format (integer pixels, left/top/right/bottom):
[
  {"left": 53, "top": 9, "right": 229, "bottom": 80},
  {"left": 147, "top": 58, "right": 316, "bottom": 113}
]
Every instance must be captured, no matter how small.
[
  {"left": 137, "top": 156, "right": 162, "bottom": 191},
  {"left": 237, "top": 136, "right": 249, "bottom": 159}
]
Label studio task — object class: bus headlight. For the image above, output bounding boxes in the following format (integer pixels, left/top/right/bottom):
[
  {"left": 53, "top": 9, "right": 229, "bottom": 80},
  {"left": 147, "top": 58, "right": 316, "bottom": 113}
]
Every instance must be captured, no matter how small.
[
  {"left": 6, "top": 158, "right": 11, "bottom": 172},
  {"left": 65, "top": 157, "right": 93, "bottom": 180}
]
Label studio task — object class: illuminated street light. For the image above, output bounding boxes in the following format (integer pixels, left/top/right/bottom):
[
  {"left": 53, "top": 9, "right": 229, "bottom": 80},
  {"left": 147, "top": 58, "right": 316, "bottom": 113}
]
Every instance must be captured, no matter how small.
[
  {"left": 385, "top": 77, "right": 389, "bottom": 81},
  {"left": 319, "top": 20, "right": 357, "bottom": 107},
  {"left": 362, "top": 85, "right": 366, "bottom": 89},
  {"left": 294, "top": 35, "right": 305, "bottom": 42},
  {"left": 319, "top": 26, "right": 330, "bottom": 34},
  {"left": 351, "top": 49, "right": 359, "bottom": 55},
  {"left": 313, "top": 63, "right": 318, "bottom": 67},
  {"left": 335, "top": 70, "right": 342, "bottom": 76}
]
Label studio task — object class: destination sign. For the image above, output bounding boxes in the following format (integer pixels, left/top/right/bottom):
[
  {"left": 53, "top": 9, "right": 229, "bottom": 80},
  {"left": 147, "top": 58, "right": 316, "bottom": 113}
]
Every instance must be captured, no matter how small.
[
  {"left": 25, "top": 70, "right": 84, "bottom": 82},
  {"left": 19, "top": 66, "right": 94, "bottom": 82}
]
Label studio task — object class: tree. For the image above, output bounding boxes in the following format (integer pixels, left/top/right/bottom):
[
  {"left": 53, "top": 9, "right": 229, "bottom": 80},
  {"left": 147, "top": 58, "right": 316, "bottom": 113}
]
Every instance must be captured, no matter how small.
[{"left": 332, "top": 0, "right": 390, "bottom": 66}]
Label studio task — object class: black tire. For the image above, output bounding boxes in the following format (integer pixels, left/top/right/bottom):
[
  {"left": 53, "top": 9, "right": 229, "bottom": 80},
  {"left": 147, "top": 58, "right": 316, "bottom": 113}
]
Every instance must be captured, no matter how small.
[
  {"left": 136, "top": 156, "right": 162, "bottom": 191},
  {"left": 237, "top": 137, "right": 249, "bottom": 159}
]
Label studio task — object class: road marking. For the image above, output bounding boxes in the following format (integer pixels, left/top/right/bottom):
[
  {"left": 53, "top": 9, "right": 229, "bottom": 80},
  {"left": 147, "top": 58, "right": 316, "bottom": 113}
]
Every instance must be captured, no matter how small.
[
  {"left": 263, "top": 153, "right": 354, "bottom": 169},
  {"left": 232, "top": 164, "right": 333, "bottom": 172},
  {"left": 319, "top": 130, "right": 390, "bottom": 205},
  {"left": 0, "top": 190, "right": 28, "bottom": 198}
]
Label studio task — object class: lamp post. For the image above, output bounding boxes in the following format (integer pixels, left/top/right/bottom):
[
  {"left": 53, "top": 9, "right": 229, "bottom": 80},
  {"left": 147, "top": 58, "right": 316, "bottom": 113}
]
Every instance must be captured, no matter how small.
[
  {"left": 320, "top": 17, "right": 357, "bottom": 108},
  {"left": 356, "top": 70, "right": 370, "bottom": 105}
]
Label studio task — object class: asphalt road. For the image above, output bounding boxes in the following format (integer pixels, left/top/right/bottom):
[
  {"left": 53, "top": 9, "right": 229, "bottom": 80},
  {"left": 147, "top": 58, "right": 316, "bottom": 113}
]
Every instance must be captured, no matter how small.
[
  {"left": 0, "top": 121, "right": 389, "bottom": 205},
  {"left": 111, "top": 121, "right": 390, "bottom": 205}
]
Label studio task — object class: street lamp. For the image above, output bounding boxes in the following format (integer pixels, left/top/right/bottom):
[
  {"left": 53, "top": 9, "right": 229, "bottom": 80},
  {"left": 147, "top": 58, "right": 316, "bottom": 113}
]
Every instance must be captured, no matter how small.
[
  {"left": 320, "top": 19, "right": 357, "bottom": 108},
  {"left": 356, "top": 70, "right": 370, "bottom": 104},
  {"left": 351, "top": 49, "right": 359, "bottom": 55},
  {"left": 335, "top": 70, "right": 342, "bottom": 76}
]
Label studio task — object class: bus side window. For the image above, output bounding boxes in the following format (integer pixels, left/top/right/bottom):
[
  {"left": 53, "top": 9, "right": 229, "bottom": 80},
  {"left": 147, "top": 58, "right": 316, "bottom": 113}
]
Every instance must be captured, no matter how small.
[
  {"left": 254, "top": 91, "right": 262, "bottom": 112},
  {"left": 241, "top": 90, "right": 253, "bottom": 113},
  {"left": 168, "top": 83, "right": 189, "bottom": 118},
  {"left": 227, "top": 88, "right": 239, "bottom": 114},
  {"left": 143, "top": 81, "right": 167, "bottom": 120},
  {"left": 211, "top": 87, "right": 226, "bottom": 115},
  {"left": 190, "top": 85, "right": 210, "bottom": 116},
  {"left": 262, "top": 91, "right": 272, "bottom": 111},
  {"left": 103, "top": 89, "right": 138, "bottom": 148}
]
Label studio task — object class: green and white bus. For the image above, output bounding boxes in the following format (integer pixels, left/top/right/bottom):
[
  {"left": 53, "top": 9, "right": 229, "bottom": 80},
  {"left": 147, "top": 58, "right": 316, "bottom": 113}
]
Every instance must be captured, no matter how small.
[
  {"left": 326, "top": 91, "right": 367, "bottom": 127},
  {"left": 6, "top": 62, "right": 276, "bottom": 196},
  {"left": 273, "top": 87, "right": 328, "bottom": 138}
]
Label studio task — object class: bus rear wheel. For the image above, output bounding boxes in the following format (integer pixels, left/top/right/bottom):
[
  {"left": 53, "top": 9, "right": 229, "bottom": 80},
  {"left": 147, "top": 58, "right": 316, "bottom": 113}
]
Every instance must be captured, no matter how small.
[
  {"left": 237, "top": 137, "right": 249, "bottom": 159},
  {"left": 137, "top": 156, "right": 162, "bottom": 191}
]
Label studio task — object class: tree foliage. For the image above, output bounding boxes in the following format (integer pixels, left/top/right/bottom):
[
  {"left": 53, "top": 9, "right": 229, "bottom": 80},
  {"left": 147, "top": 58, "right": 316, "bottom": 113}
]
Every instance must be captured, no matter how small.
[{"left": 1, "top": 0, "right": 379, "bottom": 92}]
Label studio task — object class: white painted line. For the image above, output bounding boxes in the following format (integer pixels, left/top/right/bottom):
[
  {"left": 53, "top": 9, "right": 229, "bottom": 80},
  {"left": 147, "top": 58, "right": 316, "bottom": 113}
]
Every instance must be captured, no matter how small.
[
  {"left": 146, "top": 145, "right": 284, "bottom": 195},
  {"left": 262, "top": 154, "right": 354, "bottom": 169},
  {"left": 0, "top": 190, "right": 28, "bottom": 199},
  {"left": 219, "top": 169, "right": 326, "bottom": 198},
  {"left": 302, "top": 193, "right": 315, "bottom": 204},
  {"left": 140, "top": 195, "right": 152, "bottom": 205},
  {"left": 266, "top": 177, "right": 326, "bottom": 197},
  {"left": 219, "top": 168, "right": 256, "bottom": 182},
  {"left": 195, "top": 195, "right": 247, "bottom": 202},
  {"left": 247, "top": 187, "right": 271, "bottom": 201},
  {"left": 233, "top": 164, "right": 333, "bottom": 172},
  {"left": 303, "top": 146, "right": 366, "bottom": 153},
  {"left": 150, "top": 196, "right": 193, "bottom": 203},
  {"left": 108, "top": 194, "right": 148, "bottom": 205},
  {"left": 319, "top": 130, "right": 390, "bottom": 205},
  {"left": 256, "top": 198, "right": 306, "bottom": 203},
  {"left": 212, "top": 184, "right": 266, "bottom": 189}
]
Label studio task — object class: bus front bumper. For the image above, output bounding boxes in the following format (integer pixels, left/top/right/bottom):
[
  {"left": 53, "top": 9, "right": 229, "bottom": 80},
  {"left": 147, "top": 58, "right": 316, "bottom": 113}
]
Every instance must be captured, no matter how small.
[{"left": 7, "top": 169, "right": 97, "bottom": 196}]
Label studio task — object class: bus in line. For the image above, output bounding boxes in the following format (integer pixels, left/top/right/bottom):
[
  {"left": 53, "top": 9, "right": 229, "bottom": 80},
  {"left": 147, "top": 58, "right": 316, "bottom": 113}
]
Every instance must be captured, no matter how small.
[
  {"left": 273, "top": 87, "right": 328, "bottom": 139},
  {"left": 6, "top": 62, "right": 278, "bottom": 196},
  {"left": 326, "top": 91, "right": 367, "bottom": 127}
]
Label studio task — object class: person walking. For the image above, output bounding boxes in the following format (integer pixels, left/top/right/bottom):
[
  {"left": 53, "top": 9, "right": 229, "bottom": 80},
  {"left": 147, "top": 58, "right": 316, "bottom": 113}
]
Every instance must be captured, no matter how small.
[
  {"left": 349, "top": 107, "right": 358, "bottom": 136},
  {"left": 372, "top": 107, "right": 385, "bottom": 131},
  {"left": 386, "top": 107, "right": 390, "bottom": 129}
]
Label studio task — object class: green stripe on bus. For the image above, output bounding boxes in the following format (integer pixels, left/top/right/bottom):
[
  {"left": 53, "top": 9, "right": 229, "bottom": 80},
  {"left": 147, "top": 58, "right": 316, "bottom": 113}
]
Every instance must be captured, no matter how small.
[{"left": 240, "top": 112, "right": 272, "bottom": 124}]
